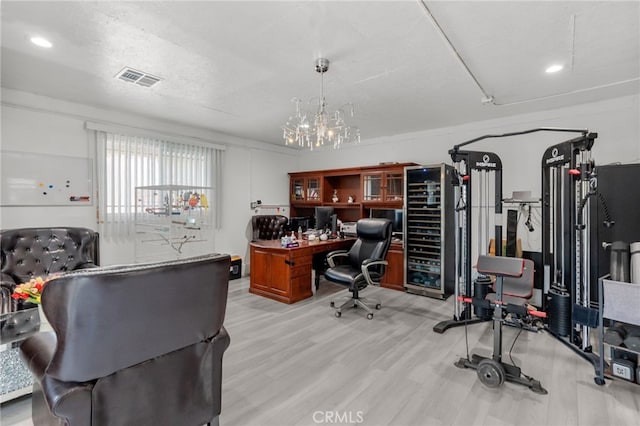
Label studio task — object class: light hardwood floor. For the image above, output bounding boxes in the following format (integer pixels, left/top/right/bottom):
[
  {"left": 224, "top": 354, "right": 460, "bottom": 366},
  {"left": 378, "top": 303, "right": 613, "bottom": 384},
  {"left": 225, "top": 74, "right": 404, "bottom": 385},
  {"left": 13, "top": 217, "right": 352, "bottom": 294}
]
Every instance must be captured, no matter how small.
[{"left": 1, "top": 277, "right": 638, "bottom": 426}]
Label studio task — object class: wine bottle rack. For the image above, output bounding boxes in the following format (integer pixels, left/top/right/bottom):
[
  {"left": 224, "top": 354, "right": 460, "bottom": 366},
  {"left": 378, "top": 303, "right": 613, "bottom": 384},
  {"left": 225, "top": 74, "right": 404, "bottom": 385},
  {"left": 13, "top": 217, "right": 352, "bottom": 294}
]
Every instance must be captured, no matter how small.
[{"left": 404, "top": 164, "right": 455, "bottom": 299}]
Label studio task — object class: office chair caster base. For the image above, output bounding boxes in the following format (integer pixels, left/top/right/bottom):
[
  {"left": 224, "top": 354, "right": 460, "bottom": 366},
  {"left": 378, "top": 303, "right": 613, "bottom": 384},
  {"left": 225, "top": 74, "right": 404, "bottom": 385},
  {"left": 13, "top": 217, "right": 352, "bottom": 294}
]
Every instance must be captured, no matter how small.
[{"left": 331, "top": 295, "right": 380, "bottom": 319}]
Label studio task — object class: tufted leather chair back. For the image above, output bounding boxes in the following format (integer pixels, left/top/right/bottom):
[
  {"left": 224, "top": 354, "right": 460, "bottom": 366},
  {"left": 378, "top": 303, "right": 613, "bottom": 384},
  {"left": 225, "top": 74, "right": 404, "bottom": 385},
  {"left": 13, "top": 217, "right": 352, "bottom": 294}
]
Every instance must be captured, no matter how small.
[
  {"left": 1, "top": 227, "right": 99, "bottom": 288},
  {"left": 251, "top": 215, "right": 289, "bottom": 240}
]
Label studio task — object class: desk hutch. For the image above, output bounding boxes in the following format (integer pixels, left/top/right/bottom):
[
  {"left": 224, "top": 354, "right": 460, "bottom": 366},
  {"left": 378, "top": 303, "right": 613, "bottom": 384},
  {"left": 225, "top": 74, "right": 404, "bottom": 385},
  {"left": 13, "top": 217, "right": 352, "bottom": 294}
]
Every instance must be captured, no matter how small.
[{"left": 288, "top": 163, "right": 415, "bottom": 291}]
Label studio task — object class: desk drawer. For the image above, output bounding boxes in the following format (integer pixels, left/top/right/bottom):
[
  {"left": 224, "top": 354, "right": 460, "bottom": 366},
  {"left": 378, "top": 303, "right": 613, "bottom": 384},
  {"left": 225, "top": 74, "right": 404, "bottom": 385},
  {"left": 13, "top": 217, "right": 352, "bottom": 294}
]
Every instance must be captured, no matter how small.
[
  {"left": 291, "top": 264, "right": 312, "bottom": 278},
  {"left": 290, "top": 254, "right": 312, "bottom": 266}
]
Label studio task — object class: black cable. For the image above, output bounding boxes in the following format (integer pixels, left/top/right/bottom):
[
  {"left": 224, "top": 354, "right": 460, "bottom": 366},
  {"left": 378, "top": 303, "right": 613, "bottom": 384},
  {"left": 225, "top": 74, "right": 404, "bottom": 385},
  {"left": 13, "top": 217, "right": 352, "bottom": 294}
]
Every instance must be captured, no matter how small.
[
  {"left": 597, "top": 192, "right": 615, "bottom": 228},
  {"left": 508, "top": 324, "right": 523, "bottom": 368},
  {"left": 576, "top": 186, "right": 615, "bottom": 229},
  {"left": 524, "top": 204, "right": 534, "bottom": 232},
  {"left": 508, "top": 323, "right": 534, "bottom": 381},
  {"left": 456, "top": 194, "right": 466, "bottom": 212},
  {"left": 463, "top": 311, "right": 470, "bottom": 361},
  {"left": 453, "top": 171, "right": 466, "bottom": 212},
  {"left": 577, "top": 191, "right": 595, "bottom": 222}
]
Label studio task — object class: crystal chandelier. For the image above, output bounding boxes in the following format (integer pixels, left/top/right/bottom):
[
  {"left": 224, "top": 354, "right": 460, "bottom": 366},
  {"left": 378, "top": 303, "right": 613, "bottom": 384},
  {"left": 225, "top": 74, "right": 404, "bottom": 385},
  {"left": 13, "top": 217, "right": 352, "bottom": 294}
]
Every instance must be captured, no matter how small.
[{"left": 283, "top": 58, "right": 360, "bottom": 150}]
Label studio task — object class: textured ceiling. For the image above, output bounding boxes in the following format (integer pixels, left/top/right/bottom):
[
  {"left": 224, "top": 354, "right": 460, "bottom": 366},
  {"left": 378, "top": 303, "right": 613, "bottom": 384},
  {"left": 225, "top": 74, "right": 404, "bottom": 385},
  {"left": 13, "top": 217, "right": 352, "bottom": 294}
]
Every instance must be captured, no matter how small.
[{"left": 1, "top": 1, "right": 638, "bottom": 147}]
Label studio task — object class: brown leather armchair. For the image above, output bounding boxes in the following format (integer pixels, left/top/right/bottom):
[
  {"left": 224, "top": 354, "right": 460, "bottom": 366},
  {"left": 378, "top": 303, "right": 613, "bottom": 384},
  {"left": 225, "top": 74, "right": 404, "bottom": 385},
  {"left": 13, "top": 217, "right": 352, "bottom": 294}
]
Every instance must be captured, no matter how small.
[
  {"left": 19, "top": 253, "right": 231, "bottom": 426},
  {"left": 251, "top": 215, "right": 288, "bottom": 240},
  {"left": 1, "top": 227, "right": 99, "bottom": 314}
]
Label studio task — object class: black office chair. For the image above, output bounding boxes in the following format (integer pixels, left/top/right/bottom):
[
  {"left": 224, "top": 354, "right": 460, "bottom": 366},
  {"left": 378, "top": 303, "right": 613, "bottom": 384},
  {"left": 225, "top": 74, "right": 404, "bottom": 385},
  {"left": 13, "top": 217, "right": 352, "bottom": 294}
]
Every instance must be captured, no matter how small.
[{"left": 324, "top": 218, "right": 392, "bottom": 319}]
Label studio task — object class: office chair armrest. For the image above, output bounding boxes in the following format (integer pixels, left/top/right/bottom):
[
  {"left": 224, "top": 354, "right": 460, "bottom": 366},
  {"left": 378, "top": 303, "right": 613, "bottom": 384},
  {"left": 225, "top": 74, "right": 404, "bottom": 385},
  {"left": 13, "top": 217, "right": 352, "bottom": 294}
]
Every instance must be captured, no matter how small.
[
  {"left": 326, "top": 250, "right": 349, "bottom": 268},
  {"left": 361, "top": 259, "right": 388, "bottom": 286}
]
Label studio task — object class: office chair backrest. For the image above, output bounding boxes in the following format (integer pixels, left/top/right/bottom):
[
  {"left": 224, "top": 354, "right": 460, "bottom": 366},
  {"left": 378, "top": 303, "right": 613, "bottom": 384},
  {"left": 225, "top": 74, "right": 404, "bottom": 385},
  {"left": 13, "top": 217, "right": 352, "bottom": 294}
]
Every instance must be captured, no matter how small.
[{"left": 348, "top": 218, "right": 393, "bottom": 275}]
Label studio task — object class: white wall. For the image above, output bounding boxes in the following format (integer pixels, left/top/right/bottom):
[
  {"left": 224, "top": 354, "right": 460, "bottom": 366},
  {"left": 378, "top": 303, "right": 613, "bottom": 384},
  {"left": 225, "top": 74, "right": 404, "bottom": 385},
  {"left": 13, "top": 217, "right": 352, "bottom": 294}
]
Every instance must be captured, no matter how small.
[
  {"left": 1, "top": 88, "right": 298, "bottom": 269},
  {"left": 215, "top": 146, "right": 294, "bottom": 269}
]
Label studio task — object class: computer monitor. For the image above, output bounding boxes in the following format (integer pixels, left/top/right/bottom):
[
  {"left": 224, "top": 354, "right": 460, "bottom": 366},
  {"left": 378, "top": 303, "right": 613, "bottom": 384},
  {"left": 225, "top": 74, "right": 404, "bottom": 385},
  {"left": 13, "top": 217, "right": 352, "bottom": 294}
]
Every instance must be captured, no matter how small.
[
  {"left": 289, "top": 216, "right": 312, "bottom": 232},
  {"left": 370, "top": 208, "right": 403, "bottom": 237},
  {"left": 314, "top": 206, "right": 335, "bottom": 231}
]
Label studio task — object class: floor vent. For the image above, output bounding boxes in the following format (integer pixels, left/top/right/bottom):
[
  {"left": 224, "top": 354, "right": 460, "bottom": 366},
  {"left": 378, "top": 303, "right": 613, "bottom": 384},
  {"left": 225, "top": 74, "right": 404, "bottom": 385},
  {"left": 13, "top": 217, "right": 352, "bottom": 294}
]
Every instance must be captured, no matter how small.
[{"left": 115, "top": 67, "right": 162, "bottom": 88}]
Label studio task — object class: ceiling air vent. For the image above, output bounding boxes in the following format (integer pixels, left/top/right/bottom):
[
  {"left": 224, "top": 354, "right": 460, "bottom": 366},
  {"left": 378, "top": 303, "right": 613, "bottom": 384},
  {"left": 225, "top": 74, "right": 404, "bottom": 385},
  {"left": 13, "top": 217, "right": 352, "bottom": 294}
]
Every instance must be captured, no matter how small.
[{"left": 115, "top": 67, "right": 162, "bottom": 88}]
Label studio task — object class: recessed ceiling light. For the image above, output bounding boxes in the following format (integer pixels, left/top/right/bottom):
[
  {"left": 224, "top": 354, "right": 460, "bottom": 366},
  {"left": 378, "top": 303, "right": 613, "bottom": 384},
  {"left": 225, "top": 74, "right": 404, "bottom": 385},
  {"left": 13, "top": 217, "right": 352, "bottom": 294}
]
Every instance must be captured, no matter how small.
[
  {"left": 545, "top": 64, "right": 563, "bottom": 74},
  {"left": 30, "top": 36, "right": 52, "bottom": 48}
]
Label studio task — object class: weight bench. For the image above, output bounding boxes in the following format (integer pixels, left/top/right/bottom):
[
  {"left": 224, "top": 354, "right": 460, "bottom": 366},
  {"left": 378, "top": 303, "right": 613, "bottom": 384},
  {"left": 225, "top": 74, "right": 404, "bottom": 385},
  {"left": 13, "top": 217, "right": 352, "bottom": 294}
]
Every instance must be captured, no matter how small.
[{"left": 455, "top": 255, "right": 547, "bottom": 394}]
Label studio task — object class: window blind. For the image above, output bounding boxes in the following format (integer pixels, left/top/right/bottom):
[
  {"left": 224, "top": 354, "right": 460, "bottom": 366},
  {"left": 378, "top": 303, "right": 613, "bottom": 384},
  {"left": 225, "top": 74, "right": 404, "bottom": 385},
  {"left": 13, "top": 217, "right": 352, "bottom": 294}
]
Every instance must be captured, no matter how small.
[{"left": 95, "top": 131, "right": 224, "bottom": 241}]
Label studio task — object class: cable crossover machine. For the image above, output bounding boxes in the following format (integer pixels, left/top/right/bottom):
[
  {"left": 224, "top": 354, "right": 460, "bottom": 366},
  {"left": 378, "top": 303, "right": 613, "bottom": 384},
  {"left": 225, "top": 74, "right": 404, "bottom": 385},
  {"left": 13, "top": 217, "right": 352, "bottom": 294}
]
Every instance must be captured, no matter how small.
[{"left": 433, "top": 127, "right": 605, "bottom": 390}]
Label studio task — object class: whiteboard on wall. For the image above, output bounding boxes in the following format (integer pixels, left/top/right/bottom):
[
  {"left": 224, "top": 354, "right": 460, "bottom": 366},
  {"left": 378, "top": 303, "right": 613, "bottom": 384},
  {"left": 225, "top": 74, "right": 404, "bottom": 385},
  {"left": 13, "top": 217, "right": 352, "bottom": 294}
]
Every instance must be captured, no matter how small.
[{"left": 1, "top": 151, "right": 93, "bottom": 206}]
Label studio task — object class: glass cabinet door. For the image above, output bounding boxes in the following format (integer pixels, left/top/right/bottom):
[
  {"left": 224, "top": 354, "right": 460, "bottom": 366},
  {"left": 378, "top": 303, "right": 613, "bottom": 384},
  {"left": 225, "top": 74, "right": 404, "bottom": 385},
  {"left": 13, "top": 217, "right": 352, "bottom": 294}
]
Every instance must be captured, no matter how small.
[
  {"left": 291, "top": 177, "right": 305, "bottom": 202},
  {"left": 306, "top": 177, "right": 321, "bottom": 201},
  {"left": 362, "top": 174, "right": 382, "bottom": 201},
  {"left": 385, "top": 173, "right": 403, "bottom": 202}
]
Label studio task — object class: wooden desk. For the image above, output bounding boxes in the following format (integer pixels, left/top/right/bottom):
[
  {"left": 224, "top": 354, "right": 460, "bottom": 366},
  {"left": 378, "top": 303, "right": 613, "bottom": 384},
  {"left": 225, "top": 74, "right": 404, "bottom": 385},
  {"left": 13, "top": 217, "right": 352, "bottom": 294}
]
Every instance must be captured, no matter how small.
[
  {"left": 250, "top": 238, "right": 355, "bottom": 304},
  {"left": 380, "top": 241, "right": 405, "bottom": 291}
]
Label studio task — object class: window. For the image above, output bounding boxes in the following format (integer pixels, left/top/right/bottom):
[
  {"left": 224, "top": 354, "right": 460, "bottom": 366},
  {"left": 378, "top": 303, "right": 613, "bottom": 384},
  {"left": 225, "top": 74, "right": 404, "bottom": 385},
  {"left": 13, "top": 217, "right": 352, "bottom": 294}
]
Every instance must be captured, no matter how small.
[{"left": 95, "top": 130, "right": 224, "bottom": 241}]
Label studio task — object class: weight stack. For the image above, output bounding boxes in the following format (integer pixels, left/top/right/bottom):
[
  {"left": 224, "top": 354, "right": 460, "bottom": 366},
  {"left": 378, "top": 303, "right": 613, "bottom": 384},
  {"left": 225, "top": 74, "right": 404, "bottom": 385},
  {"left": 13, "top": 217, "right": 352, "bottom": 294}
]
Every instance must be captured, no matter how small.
[
  {"left": 473, "top": 275, "right": 494, "bottom": 320},
  {"left": 548, "top": 288, "right": 571, "bottom": 337}
]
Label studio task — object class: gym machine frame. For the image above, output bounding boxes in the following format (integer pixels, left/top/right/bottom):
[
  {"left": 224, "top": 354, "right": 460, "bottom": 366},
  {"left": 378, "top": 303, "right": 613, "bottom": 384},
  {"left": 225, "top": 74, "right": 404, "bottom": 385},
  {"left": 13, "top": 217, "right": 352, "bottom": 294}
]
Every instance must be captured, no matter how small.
[
  {"left": 433, "top": 148, "right": 503, "bottom": 333},
  {"left": 542, "top": 131, "right": 602, "bottom": 374}
]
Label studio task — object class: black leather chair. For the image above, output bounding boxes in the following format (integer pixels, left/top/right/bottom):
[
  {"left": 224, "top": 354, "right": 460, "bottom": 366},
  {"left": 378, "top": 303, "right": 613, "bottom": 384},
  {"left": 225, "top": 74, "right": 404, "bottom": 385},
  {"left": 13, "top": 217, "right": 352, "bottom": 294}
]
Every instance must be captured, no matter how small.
[
  {"left": 1, "top": 227, "right": 99, "bottom": 315},
  {"left": 251, "top": 215, "right": 289, "bottom": 240},
  {"left": 324, "top": 218, "right": 393, "bottom": 320},
  {"left": 19, "top": 254, "right": 231, "bottom": 426}
]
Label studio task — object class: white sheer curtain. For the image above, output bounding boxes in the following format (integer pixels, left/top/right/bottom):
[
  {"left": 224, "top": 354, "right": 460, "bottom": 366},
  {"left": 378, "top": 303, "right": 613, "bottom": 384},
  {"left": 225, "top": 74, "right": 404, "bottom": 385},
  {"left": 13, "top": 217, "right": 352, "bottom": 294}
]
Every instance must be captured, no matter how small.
[{"left": 95, "top": 131, "right": 224, "bottom": 241}]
